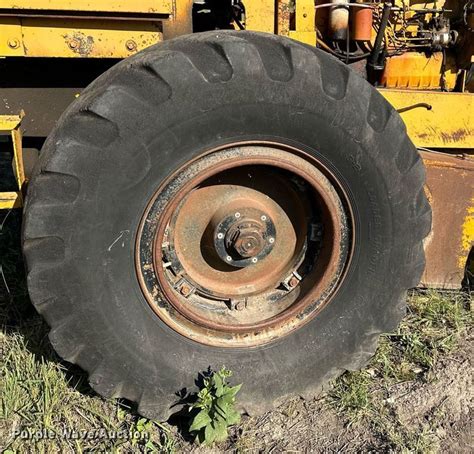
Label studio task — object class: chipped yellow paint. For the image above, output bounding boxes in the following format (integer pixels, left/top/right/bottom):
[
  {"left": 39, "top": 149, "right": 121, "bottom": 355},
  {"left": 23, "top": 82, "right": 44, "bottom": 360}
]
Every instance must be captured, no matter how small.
[
  {"left": 0, "top": 113, "right": 25, "bottom": 209},
  {"left": 459, "top": 201, "right": 474, "bottom": 268},
  {"left": 0, "top": 18, "right": 163, "bottom": 58},
  {"left": 380, "top": 90, "right": 474, "bottom": 149}
]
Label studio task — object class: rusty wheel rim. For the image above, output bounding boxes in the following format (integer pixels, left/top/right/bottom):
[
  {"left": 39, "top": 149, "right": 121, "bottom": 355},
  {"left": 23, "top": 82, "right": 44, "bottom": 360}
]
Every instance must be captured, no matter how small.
[{"left": 136, "top": 144, "right": 352, "bottom": 347}]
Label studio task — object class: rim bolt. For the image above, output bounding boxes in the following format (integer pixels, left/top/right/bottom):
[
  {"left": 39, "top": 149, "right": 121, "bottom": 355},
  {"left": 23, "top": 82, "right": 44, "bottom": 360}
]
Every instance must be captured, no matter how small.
[
  {"left": 180, "top": 284, "right": 191, "bottom": 297},
  {"left": 234, "top": 212, "right": 241, "bottom": 219},
  {"left": 289, "top": 277, "right": 299, "bottom": 288},
  {"left": 251, "top": 257, "right": 258, "bottom": 264},
  {"left": 226, "top": 256, "right": 232, "bottom": 262},
  {"left": 217, "top": 233, "right": 224, "bottom": 240},
  {"left": 261, "top": 215, "right": 267, "bottom": 221},
  {"left": 268, "top": 237, "right": 275, "bottom": 244},
  {"left": 235, "top": 301, "right": 246, "bottom": 311}
]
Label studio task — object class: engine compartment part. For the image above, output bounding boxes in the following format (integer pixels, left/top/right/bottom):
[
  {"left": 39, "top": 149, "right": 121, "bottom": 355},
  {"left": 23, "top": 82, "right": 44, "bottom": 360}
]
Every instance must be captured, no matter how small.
[
  {"left": 382, "top": 52, "right": 457, "bottom": 90},
  {"left": 329, "top": 0, "right": 350, "bottom": 40},
  {"left": 351, "top": 3, "right": 373, "bottom": 42}
]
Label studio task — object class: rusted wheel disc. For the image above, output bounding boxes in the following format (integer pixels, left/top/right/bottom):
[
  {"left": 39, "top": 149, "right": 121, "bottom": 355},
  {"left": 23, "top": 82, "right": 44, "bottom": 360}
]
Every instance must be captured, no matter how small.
[{"left": 136, "top": 144, "right": 352, "bottom": 347}]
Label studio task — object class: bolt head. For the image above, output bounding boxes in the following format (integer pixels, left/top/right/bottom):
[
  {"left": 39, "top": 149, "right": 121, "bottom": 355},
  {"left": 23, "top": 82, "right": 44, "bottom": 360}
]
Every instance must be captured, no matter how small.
[
  {"left": 261, "top": 215, "right": 267, "bottom": 221},
  {"left": 288, "top": 277, "right": 299, "bottom": 288},
  {"left": 269, "top": 237, "right": 275, "bottom": 244},
  {"left": 226, "top": 255, "right": 232, "bottom": 262},
  {"left": 180, "top": 284, "right": 192, "bottom": 297},
  {"left": 251, "top": 257, "right": 258, "bottom": 264},
  {"left": 234, "top": 212, "right": 241, "bottom": 219},
  {"left": 68, "top": 39, "right": 80, "bottom": 49},
  {"left": 7, "top": 38, "right": 20, "bottom": 49},
  {"left": 126, "top": 40, "right": 137, "bottom": 51},
  {"left": 217, "top": 232, "right": 224, "bottom": 240}
]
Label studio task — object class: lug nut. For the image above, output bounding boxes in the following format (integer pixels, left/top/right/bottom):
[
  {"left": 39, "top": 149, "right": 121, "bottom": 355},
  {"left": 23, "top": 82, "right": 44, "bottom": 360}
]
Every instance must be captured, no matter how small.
[
  {"left": 234, "top": 212, "right": 241, "bottom": 219},
  {"left": 261, "top": 215, "right": 267, "bottom": 221},
  {"left": 251, "top": 257, "right": 258, "bottom": 264},
  {"left": 269, "top": 237, "right": 275, "bottom": 244},
  {"left": 217, "top": 233, "right": 224, "bottom": 239},
  {"left": 226, "top": 256, "right": 232, "bottom": 262}
]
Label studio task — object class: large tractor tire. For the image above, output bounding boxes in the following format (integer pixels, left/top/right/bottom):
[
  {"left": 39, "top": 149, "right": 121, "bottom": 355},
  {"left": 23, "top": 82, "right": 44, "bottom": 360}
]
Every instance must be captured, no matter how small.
[{"left": 23, "top": 31, "right": 431, "bottom": 419}]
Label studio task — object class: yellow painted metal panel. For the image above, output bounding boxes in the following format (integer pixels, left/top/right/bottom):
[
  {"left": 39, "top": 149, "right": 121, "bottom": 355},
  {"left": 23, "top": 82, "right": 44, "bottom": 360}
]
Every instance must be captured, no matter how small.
[
  {"left": 460, "top": 201, "right": 474, "bottom": 269},
  {"left": 0, "top": 192, "right": 22, "bottom": 209},
  {"left": 0, "top": 114, "right": 22, "bottom": 131},
  {"left": 0, "top": 0, "right": 171, "bottom": 14},
  {"left": 380, "top": 89, "right": 474, "bottom": 149},
  {"left": 295, "top": 0, "right": 316, "bottom": 32},
  {"left": 288, "top": 0, "right": 316, "bottom": 45},
  {"left": 162, "top": 0, "right": 193, "bottom": 40},
  {"left": 1, "top": 113, "right": 25, "bottom": 209},
  {"left": 0, "top": 18, "right": 163, "bottom": 58},
  {"left": 245, "top": 0, "right": 274, "bottom": 34}
]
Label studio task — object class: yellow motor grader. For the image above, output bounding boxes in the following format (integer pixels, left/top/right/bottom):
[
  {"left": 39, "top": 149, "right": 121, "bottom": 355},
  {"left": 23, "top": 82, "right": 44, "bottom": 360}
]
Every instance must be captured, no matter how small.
[{"left": 0, "top": 0, "right": 472, "bottom": 418}]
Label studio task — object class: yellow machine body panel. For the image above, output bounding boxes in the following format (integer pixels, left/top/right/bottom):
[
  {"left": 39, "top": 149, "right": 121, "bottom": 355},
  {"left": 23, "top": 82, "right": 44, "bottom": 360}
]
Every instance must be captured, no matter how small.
[
  {"left": 380, "top": 90, "right": 474, "bottom": 149},
  {"left": 0, "top": 0, "right": 171, "bottom": 14},
  {"left": 0, "top": 17, "right": 163, "bottom": 58}
]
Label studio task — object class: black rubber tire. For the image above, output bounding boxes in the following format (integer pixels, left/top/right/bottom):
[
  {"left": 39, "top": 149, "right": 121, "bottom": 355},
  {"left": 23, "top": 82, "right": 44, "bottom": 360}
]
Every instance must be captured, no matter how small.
[{"left": 23, "top": 31, "right": 431, "bottom": 420}]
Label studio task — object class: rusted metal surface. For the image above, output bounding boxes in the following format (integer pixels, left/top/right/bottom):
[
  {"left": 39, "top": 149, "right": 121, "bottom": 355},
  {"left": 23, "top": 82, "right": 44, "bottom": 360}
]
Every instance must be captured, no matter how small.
[
  {"left": 135, "top": 143, "right": 353, "bottom": 347},
  {"left": 276, "top": 0, "right": 291, "bottom": 37},
  {"left": 421, "top": 151, "right": 474, "bottom": 289},
  {"left": 350, "top": 4, "right": 372, "bottom": 41},
  {"left": 168, "top": 171, "right": 305, "bottom": 298}
]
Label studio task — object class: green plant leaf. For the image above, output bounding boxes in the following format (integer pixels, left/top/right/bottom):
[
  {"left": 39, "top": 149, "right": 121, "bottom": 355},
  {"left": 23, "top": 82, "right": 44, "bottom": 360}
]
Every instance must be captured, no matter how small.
[
  {"left": 223, "top": 383, "right": 242, "bottom": 398},
  {"left": 226, "top": 408, "right": 241, "bottom": 425},
  {"left": 204, "top": 422, "right": 217, "bottom": 445},
  {"left": 189, "top": 409, "right": 212, "bottom": 432},
  {"left": 214, "top": 420, "right": 229, "bottom": 442},
  {"left": 214, "top": 372, "right": 224, "bottom": 397},
  {"left": 188, "top": 368, "right": 243, "bottom": 445}
]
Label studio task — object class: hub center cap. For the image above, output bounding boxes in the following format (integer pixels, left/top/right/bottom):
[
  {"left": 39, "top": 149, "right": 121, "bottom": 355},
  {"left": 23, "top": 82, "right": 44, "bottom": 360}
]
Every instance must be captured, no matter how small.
[{"left": 214, "top": 208, "right": 276, "bottom": 267}]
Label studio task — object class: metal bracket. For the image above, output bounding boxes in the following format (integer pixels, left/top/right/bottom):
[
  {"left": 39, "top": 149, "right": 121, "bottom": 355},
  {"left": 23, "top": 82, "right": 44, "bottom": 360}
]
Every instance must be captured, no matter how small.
[{"left": 0, "top": 111, "right": 25, "bottom": 209}]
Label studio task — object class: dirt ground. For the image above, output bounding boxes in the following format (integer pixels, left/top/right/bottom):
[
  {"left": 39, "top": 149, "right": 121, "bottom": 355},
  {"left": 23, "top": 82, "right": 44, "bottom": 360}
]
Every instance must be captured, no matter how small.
[{"left": 221, "top": 335, "right": 473, "bottom": 453}]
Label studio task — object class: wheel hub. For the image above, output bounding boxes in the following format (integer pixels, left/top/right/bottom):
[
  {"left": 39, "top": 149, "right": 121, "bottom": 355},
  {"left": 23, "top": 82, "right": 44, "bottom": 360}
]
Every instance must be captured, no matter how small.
[
  {"left": 214, "top": 208, "right": 276, "bottom": 267},
  {"left": 136, "top": 144, "right": 352, "bottom": 347}
]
